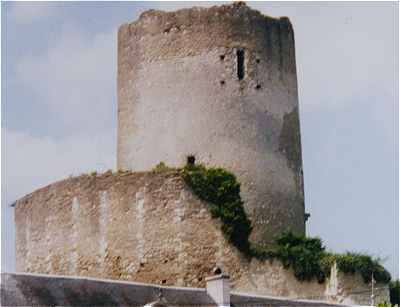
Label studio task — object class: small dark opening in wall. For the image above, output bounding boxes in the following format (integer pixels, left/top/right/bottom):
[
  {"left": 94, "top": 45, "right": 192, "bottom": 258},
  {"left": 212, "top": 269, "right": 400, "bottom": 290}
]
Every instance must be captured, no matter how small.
[
  {"left": 237, "top": 49, "right": 245, "bottom": 80},
  {"left": 220, "top": 80, "right": 225, "bottom": 86},
  {"left": 256, "top": 58, "right": 261, "bottom": 63},
  {"left": 255, "top": 84, "right": 261, "bottom": 90},
  {"left": 213, "top": 267, "right": 222, "bottom": 275},
  {"left": 198, "top": 277, "right": 203, "bottom": 282},
  {"left": 162, "top": 279, "right": 167, "bottom": 284},
  {"left": 220, "top": 54, "right": 225, "bottom": 61},
  {"left": 187, "top": 155, "right": 195, "bottom": 165}
]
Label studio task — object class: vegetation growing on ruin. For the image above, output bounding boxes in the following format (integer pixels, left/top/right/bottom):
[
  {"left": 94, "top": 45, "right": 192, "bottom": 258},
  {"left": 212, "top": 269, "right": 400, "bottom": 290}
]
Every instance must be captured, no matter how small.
[
  {"left": 152, "top": 161, "right": 174, "bottom": 172},
  {"left": 332, "top": 252, "right": 391, "bottom": 283},
  {"left": 390, "top": 280, "right": 400, "bottom": 305},
  {"left": 252, "top": 233, "right": 391, "bottom": 284},
  {"left": 252, "top": 232, "right": 329, "bottom": 282},
  {"left": 182, "top": 163, "right": 252, "bottom": 253},
  {"left": 161, "top": 162, "right": 391, "bottom": 284}
]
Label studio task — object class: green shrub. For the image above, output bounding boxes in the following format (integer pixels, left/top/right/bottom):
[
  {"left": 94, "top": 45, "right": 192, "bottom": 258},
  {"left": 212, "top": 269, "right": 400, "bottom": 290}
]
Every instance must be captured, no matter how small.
[
  {"left": 180, "top": 163, "right": 391, "bottom": 284},
  {"left": 334, "top": 252, "right": 391, "bottom": 283},
  {"left": 153, "top": 162, "right": 173, "bottom": 172},
  {"left": 259, "top": 233, "right": 391, "bottom": 283},
  {"left": 273, "top": 232, "right": 327, "bottom": 282},
  {"left": 269, "top": 233, "right": 390, "bottom": 283},
  {"left": 249, "top": 244, "right": 278, "bottom": 260},
  {"left": 390, "top": 280, "right": 400, "bottom": 305},
  {"left": 182, "top": 164, "right": 252, "bottom": 252}
]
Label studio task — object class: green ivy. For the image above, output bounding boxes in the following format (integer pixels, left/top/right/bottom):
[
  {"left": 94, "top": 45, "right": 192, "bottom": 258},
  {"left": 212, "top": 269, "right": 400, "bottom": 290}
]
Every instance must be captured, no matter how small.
[
  {"left": 178, "top": 163, "right": 391, "bottom": 284},
  {"left": 182, "top": 164, "right": 252, "bottom": 253}
]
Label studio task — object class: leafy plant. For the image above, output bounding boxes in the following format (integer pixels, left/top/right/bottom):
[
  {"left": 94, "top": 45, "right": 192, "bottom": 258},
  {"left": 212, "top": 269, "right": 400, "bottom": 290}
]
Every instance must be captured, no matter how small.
[
  {"left": 153, "top": 162, "right": 173, "bottom": 172},
  {"left": 273, "top": 232, "right": 327, "bottom": 282},
  {"left": 178, "top": 162, "right": 391, "bottom": 284},
  {"left": 334, "top": 252, "right": 391, "bottom": 283},
  {"left": 390, "top": 280, "right": 400, "bottom": 305},
  {"left": 182, "top": 164, "right": 252, "bottom": 252}
]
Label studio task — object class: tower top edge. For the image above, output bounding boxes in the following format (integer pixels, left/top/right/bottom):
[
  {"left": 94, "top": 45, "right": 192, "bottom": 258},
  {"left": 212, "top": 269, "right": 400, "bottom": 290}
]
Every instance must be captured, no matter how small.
[{"left": 119, "top": 2, "right": 292, "bottom": 35}]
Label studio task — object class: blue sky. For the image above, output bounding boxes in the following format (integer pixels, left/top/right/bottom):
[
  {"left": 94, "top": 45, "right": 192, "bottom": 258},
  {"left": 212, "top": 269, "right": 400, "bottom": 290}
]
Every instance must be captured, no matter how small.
[{"left": 2, "top": 1, "right": 399, "bottom": 278}]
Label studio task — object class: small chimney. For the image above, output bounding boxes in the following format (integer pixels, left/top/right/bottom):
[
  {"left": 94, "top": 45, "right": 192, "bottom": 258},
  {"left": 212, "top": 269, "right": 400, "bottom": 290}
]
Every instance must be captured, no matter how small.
[{"left": 205, "top": 271, "right": 230, "bottom": 307}]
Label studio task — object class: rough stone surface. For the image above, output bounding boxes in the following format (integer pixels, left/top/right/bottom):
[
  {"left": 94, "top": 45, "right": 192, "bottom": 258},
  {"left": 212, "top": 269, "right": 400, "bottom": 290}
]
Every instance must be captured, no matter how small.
[
  {"left": 14, "top": 171, "right": 389, "bottom": 305},
  {"left": 117, "top": 2, "right": 305, "bottom": 245}
]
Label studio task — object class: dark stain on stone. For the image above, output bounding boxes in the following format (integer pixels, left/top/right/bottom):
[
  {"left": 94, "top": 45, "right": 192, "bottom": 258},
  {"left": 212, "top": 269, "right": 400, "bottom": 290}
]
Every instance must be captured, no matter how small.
[
  {"left": 20, "top": 281, "right": 58, "bottom": 306},
  {"left": 250, "top": 190, "right": 305, "bottom": 246},
  {"left": 279, "top": 107, "right": 302, "bottom": 173},
  {"left": 63, "top": 284, "right": 120, "bottom": 306}
]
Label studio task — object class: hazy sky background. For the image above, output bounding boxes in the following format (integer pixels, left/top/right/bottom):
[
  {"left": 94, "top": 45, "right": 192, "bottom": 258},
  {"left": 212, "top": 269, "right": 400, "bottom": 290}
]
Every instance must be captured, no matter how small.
[{"left": 2, "top": 1, "right": 399, "bottom": 278}]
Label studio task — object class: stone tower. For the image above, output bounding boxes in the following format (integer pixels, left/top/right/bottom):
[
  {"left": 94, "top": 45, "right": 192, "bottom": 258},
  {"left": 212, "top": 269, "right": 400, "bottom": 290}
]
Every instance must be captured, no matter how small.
[{"left": 117, "top": 2, "right": 305, "bottom": 245}]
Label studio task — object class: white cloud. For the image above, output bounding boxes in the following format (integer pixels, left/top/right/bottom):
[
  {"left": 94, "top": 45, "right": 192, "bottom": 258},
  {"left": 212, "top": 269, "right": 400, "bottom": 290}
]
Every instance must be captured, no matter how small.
[
  {"left": 2, "top": 129, "right": 115, "bottom": 205},
  {"left": 8, "top": 2, "right": 58, "bottom": 25},
  {"left": 5, "top": 15, "right": 118, "bottom": 272},
  {"left": 246, "top": 3, "right": 398, "bottom": 112},
  {"left": 16, "top": 26, "right": 117, "bottom": 136}
]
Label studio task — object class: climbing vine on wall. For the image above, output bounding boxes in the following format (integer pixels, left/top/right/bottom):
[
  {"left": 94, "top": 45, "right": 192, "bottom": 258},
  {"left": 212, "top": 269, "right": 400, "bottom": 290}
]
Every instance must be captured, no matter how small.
[
  {"left": 182, "top": 164, "right": 252, "bottom": 253},
  {"left": 159, "top": 162, "right": 392, "bottom": 284}
]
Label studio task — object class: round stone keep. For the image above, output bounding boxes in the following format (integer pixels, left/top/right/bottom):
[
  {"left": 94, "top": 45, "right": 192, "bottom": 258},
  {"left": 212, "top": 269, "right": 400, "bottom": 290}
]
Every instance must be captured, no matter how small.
[{"left": 117, "top": 3, "right": 305, "bottom": 244}]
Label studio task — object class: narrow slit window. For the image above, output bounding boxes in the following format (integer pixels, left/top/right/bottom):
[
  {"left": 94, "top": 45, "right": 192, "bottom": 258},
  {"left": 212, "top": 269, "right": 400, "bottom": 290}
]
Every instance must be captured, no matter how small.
[{"left": 237, "top": 49, "right": 245, "bottom": 80}]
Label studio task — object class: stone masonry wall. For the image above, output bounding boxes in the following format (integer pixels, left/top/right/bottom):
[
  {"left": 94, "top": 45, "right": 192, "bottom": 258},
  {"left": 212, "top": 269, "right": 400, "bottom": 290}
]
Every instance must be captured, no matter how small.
[
  {"left": 117, "top": 3, "right": 305, "bottom": 245},
  {"left": 14, "top": 171, "right": 388, "bottom": 305}
]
